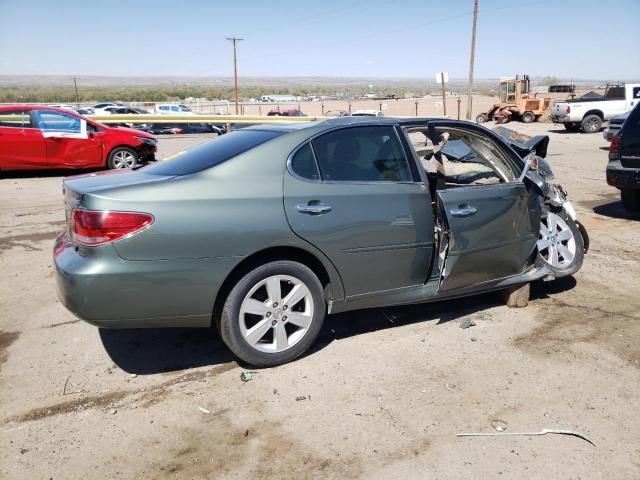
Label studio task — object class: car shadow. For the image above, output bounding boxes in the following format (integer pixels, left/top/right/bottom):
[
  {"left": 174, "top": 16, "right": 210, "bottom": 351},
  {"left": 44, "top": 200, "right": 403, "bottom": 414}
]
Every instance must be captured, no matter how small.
[
  {"left": 308, "top": 291, "right": 504, "bottom": 355},
  {"left": 599, "top": 146, "right": 610, "bottom": 151},
  {"left": 0, "top": 168, "right": 103, "bottom": 179},
  {"left": 593, "top": 200, "right": 640, "bottom": 220},
  {"left": 530, "top": 276, "right": 577, "bottom": 300},
  {"left": 99, "top": 327, "right": 236, "bottom": 375},
  {"left": 100, "top": 280, "right": 580, "bottom": 374}
]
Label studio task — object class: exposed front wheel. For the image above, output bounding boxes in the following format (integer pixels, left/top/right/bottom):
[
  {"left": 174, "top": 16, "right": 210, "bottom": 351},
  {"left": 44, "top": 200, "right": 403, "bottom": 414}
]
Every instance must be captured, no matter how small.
[
  {"left": 219, "top": 261, "right": 325, "bottom": 367},
  {"left": 537, "top": 209, "right": 584, "bottom": 276},
  {"left": 581, "top": 114, "right": 602, "bottom": 133},
  {"left": 621, "top": 189, "right": 640, "bottom": 211},
  {"left": 476, "top": 113, "right": 489, "bottom": 123},
  {"left": 107, "top": 147, "right": 139, "bottom": 169}
]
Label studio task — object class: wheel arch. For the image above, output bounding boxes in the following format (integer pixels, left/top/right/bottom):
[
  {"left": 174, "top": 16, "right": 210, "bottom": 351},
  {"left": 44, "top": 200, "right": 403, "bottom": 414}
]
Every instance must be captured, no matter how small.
[
  {"left": 212, "top": 245, "right": 343, "bottom": 327},
  {"left": 583, "top": 109, "right": 604, "bottom": 120}
]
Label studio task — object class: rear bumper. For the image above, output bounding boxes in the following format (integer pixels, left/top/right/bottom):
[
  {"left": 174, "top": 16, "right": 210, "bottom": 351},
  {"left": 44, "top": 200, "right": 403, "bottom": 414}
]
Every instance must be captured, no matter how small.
[
  {"left": 551, "top": 114, "right": 570, "bottom": 123},
  {"left": 606, "top": 162, "right": 640, "bottom": 189},
  {"left": 54, "top": 231, "right": 237, "bottom": 328}
]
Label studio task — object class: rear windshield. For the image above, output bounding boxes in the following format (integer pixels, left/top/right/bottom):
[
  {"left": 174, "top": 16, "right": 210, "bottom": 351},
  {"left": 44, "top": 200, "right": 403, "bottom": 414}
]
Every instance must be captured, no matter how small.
[{"left": 143, "top": 129, "right": 283, "bottom": 175}]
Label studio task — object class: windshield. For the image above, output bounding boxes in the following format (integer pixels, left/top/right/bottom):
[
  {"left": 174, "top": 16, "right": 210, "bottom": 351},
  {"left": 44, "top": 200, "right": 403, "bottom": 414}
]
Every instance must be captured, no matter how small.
[
  {"left": 180, "top": 105, "right": 192, "bottom": 112},
  {"left": 142, "top": 129, "right": 283, "bottom": 176}
]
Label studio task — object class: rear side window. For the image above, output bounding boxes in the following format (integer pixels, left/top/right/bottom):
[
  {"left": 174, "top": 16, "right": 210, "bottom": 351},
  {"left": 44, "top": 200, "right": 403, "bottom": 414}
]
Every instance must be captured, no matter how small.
[
  {"left": 143, "top": 129, "right": 283, "bottom": 176},
  {"left": 0, "top": 110, "right": 31, "bottom": 128},
  {"left": 290, "top": 143, "right": 320, "bottom": 180},
  {"left": 36, "top": 111, "right": 81, "bottom": 132},
  {"left": 312, "top": 126, "right": 411, "bottom": 182}
]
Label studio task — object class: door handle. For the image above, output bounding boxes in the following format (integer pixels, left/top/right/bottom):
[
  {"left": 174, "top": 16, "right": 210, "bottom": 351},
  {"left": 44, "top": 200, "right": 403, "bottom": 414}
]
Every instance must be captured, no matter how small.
[
  {"left": 296, "top": 203, "right": 332, "bottom": 215},
  {"left": 450, "top": 205, "right": 477, "bottom": 217}
]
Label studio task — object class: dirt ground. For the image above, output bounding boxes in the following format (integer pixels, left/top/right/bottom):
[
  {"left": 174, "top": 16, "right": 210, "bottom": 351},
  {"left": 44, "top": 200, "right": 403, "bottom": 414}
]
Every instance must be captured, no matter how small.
[{"left": 1, "top": 121, "right": 639, "bottom": 480}]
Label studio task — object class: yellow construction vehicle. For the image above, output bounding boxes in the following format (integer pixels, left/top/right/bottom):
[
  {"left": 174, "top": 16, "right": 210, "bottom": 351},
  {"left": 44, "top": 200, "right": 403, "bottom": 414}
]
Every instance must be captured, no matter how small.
[{"left": 476, "top": 75, "right": 551, "bottom": 124}]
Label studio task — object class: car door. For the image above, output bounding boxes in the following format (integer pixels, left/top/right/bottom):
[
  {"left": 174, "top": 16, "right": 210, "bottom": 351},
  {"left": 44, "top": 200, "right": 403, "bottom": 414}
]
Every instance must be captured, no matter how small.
[
  {"left": 427, "top": 121, "right": 539, "bottom": 291},
  {"left": 0, "top": 109, "right": 46, "bottom": 170},
  {"left": 283, "top": 125, "right": 435, "bottom": 298},
  {"left": 34, "top": 110, "right": 102, "bottom": 168}
]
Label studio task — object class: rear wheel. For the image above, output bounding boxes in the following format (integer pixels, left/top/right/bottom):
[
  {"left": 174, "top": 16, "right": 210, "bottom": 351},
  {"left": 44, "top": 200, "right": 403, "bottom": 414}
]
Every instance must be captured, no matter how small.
[
  {"left": 581, "top": 114, "right": 602, "bottom": 133},
  {"left": 564, "top": 123, "right": 580, "bottom": 132},
  {"left": 107, "top": 147, "right": 139, "bottom": 169},
  {"left": 521, "top": 111, "right": 535, "bottom": 123},
  {"left": 621, "top": 189, "right": 640, "bottom": 211},
  {"left": 219, "top": 261, "right": 325, "bottom": 367}
]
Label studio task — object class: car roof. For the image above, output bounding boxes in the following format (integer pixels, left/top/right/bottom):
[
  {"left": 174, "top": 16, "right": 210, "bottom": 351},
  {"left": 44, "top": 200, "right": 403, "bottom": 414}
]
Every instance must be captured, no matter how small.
[
  {"left": 0, "top": 104, "right": 81, "bottom": 114},
  {"left": 242, "top": 116, "right": 451, "bottom": 134}
]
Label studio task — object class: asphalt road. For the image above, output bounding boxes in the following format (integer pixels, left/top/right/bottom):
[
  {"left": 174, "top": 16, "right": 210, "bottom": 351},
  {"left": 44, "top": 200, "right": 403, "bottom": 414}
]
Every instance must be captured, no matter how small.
[{"left": 1, "top": 125, "right": 639, "bottom": 479}]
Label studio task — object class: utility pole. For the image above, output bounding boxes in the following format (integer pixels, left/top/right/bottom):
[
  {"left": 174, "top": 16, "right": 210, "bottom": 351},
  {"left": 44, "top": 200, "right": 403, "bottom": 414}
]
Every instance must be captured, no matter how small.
[
  {"left": 440, "top": 72, "right": 447, "bottom": 116},
  {"left": 226, "top": 36, "right": 244, "bottom": 115},
  {"left": 73, "top": 77, "right": 80, "bottom": 107},
  {"left": 466, "top": 0, "right": 478, "bottom": 120}
]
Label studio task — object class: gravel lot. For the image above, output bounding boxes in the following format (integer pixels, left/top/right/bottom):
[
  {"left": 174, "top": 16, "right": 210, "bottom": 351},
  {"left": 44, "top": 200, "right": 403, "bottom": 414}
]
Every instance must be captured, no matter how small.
[{"left": 1, "top": 123, "right": 639, "bottom": 480}]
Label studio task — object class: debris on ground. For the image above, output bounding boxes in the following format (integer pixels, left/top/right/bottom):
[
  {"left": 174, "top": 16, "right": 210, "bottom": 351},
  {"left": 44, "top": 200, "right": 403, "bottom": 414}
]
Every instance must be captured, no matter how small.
[
  {"left": 240, "top": 371, "right": 255, "bottom": 382},
  {"left": 109, "top": 408, "right": 117, "bottom": 415},
  {"left": 459, "top": 319, "right": 477, "bottom": 329},
  {"left": 295, "top": 395, "right": 307, "bottom": 401},
  {"left": 471, "top": 337, "right": 478, "bottom": 342},
  {"left": 129, "top": 374, "right": 137, "bottom": 378},
  {"left": 273, "top": 388, "right": 278, "bottom": 395},
  {"left": 457, "top": 428, "right": 595, "bottom": 446},
  {"left": 491, "top": 419, "right": 508, "bottom": 432},
  {"left": 198, "top": 407, "right": 210, "bottom": 414}
]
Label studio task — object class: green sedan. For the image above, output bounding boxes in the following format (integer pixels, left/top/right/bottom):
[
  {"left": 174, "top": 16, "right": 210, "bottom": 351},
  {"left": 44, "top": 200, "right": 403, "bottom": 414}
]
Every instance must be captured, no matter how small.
[{"left": 54, "top": 117, "right": 586, "bottom": 366}]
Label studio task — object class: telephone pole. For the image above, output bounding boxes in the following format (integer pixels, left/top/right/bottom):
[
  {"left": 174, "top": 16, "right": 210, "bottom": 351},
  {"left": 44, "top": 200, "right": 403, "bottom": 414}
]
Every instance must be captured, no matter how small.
[
  {"left": 465, "top": 0, "right": 478, "bottom": 120},
  {"left": 226, "top": 36, "right": 244, "bottom": 115},
  {"left": 73, "top": 77, "right": 80, "bottom": 107}
]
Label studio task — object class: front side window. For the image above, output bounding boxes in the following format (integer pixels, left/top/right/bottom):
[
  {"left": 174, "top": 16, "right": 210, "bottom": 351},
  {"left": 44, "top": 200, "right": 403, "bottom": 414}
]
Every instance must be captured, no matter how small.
[
  {"left": 633, "top": 87, "right": 640, "bottom": 99},
  {"left": 171, "top": 106, "right": 180, "bottom": 112},
  {"left": 290, "top": 143, "right": 320, "bottom": 180},
  {"left": 36, "top": 111, "right": 81, "bottom": 132},
  {"left": 0, "top": 110, "right": 31, "bottom": 128},
  {"left": 312, "top": 126, "right": 411, "bottom": 182},
  {"left": 431, "top": 127, "right": 518, "bottom": 186}
]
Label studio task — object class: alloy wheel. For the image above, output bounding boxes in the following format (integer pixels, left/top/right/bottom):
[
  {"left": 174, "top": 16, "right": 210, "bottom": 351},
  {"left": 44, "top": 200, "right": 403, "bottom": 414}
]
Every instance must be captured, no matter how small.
[
  {"left": 239, "top": 274, "right": 314, "bottom": 353},
  {"left": 537, "top": 212, "right": 577, "bottom": 269},
  {"left": 112, "top": 151, "right": 137, "bottom": 168}
]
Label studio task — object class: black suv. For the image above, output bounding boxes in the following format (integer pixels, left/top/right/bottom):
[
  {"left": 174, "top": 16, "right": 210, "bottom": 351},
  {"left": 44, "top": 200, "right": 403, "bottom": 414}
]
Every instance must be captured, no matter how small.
[{"left": 607, "top": 103, "right": 640, "bottom": 211}]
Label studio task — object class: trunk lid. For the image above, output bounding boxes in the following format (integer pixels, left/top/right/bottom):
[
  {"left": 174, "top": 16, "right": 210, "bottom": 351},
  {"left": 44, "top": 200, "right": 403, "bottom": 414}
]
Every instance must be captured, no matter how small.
[
  {"left": 62, "top": 169, "right": 175, "bottom": 234},
  {"left": 551, "top": 102, "right": 568, "bottom": 116}
]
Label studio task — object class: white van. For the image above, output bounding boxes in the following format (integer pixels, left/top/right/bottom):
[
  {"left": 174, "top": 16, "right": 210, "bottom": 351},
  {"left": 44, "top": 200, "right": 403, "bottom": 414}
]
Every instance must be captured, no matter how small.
[{"left": 155, "top": 104, "right": 194, "bottom": 115}]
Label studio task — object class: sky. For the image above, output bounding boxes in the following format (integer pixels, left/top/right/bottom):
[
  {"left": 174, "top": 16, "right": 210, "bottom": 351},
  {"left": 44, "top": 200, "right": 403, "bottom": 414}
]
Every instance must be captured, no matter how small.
[{"left": 0, "top": 0, "right": 639, "bottom": 80}]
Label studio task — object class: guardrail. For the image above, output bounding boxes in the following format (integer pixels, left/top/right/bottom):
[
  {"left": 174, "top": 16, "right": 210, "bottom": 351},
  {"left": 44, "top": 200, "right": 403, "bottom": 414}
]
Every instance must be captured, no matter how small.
[{"left": 88, "top": 114, "right": 325, "bottom": 125}]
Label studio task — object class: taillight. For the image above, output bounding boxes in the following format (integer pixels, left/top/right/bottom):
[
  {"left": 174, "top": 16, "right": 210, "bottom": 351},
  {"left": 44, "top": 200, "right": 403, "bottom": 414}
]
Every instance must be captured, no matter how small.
[
  {"left": 72, "top": 209, "right": 154, "bottom": 246},
  {"left": 565, "top": 106, "right": 570, "bottom": 114},
  {"left": 609, "top": 133, "right": 621, "bottom": 161}
]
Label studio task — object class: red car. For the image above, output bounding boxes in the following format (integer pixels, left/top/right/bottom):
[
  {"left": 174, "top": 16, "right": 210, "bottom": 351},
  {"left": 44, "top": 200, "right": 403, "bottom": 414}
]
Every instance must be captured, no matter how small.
[{"left": 0, "top": 105, "right": 157, "bottom": 171}]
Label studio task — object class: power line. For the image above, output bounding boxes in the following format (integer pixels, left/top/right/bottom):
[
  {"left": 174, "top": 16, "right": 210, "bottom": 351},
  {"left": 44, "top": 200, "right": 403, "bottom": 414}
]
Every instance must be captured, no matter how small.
[{"left": 226, "top": 36, "right": 244, "bottom": 114}]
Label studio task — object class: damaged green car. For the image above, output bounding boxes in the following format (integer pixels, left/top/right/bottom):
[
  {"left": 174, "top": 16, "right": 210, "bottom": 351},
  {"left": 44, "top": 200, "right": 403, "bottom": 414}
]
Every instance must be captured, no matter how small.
[{"left": 54, "top": 117, "right": 587, "bottom": 366}]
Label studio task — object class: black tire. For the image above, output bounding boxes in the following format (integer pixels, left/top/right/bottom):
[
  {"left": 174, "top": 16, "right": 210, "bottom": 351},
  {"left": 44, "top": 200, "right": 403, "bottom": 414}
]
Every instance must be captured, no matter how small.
[
  {"left": 521, "top": 112, "right": 535, "bottom": 123},
  {"left": 564, "top": 123, "right": 580, "bottom": 132},
  {"left": 621, "top": 189, "right": 640, "bottom": 211},
  {"left": 476, "top": 113, "right": 489, "bottom": 123},
  {"left": 581, "top": 114, "right": 602, "bottom": 133},
  {"left": 537, "top": 208, "right": 584, "bottom": 277},
  {"left": 219, "top": 261, "right": 325, "bottom": 367},
  {"left": 107, "top": 146, "right": 139, "bottom": 169}
]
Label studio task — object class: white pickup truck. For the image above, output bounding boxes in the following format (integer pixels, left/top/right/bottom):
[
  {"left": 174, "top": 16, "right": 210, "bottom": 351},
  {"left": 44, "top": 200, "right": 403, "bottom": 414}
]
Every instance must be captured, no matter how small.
[{"left": 551, "top": 83, "right": 640, "bottom": 133}]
